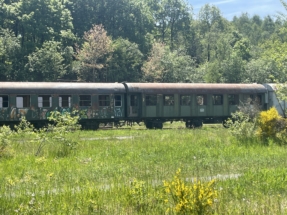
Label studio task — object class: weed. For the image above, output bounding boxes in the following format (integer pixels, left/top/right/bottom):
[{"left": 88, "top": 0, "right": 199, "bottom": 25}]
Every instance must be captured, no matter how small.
[{"left": 163, "top": 169, "right": 217, "bottom": 215}]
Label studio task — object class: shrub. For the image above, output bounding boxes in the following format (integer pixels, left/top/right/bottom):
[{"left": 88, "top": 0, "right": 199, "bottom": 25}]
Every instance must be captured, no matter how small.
[
  {"left": 163, "top": 169, "right": 217, "bottom": 215},
  {"left": 46, "top": 111, "right": 80, "bottom": 157},
  {"left": 257, "top": 107, "right": 287, "bottom": 144},
  {"left": 224, "top": 111, "right": 258, "bottom": 141}
]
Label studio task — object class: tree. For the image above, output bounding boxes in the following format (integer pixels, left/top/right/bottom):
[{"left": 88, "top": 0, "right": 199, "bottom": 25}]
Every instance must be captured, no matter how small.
[
  {"left": 244, "top": 59, "right": 279, "bottom": 83},
  {"left": 142, "top": 42, "right": 196, "bottom": 83},
  {"left": 107, "top": 38, "right": 143, "bottom": 82},
  {"left": 76, "top": 24, "right": 113, "bottom": 82},
  {"left": 68, "top": 0, "right": 154, "bottom": 54},
  {"left": 0, "top": 28, "right": 20, "bottom": 81},
  {"left": 153, "top": 0, "right": 192, "bottom": 50},
  {"left": 26, "top": 41, "right": 66, "bottom": 81},
  {"left": 196, "top": 4, "right": 227, "bottom": 62},
  {"left": 259, "top": 39, "right": 287, "bottom": 82}
]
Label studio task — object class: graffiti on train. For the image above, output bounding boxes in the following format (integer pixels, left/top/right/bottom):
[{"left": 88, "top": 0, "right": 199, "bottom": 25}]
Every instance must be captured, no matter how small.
[{"left": 0, "top": 103, "right": 117, "bottom": 121}]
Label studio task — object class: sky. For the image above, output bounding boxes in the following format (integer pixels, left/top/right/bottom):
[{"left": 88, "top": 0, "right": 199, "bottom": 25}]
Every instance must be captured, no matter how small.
[{"left": 187, "top": 0, "right": 286, "bottom": 20}]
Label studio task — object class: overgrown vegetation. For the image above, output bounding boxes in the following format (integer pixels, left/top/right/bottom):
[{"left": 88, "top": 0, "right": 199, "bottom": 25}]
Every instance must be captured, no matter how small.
[
  {"left": 0, "top": 111, "right": 81, "bottom": 158},
  {"left": 226, "top": 104, "right": 287, "bottom": 145},
  {"left": 1, "top": 121, "right": 287, "bottom": 214}
]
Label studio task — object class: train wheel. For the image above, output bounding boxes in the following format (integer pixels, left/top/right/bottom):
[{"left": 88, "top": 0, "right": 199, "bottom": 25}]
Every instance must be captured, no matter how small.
[
  {"left": 193, "top": 120, "right": 203, "bottom": 128},
  {"left": 185, "top": 121, "right": 192, "bottom": 128},
  {"left": 92, "top": 122, "right": 100, "bottom": 130},
  {"left": 155, "top": 121, "right": 163, "bottom": 129},
  {"left": 145, "top": 121, "right": 153, "bottom": 129}
]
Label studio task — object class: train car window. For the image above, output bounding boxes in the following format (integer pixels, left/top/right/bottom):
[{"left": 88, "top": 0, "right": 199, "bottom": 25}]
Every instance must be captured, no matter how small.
[
  {"left": 164, "top": 95, "right": 174, "bottom": 106},
  {"left": 228, "top": 94, "right": 239, "bottom": 105},
  {"left": 212, "top": 94, "right": 223, "bottom": 105},
  {"left": 146, "top": 95, "right": 157, "bottom": 106},
  {"left": 79, "top": 95, "right": 91, "bottom": 106},
  {"left": 16, "top": 95, "right": 30, "bottom": 108},
  {"left": 0, "top": 96, "right": 8, "bottom": 108},
  {"left": 255, "top": 95, "right": 262, "bottom": 105},
  {"left": 99, "top": 95, "right": 110, "bottom": 106},
  {"left": 180, "top": 95, "right": 191, "bottom": 106},
  {"left": 130, "top": 95, "right": 138, "bottom": 106},
  {"left": 38, "top": 95, "right": 52, "bottom": 107},
  {"left": 59, "top": 95, "right": 71, "bottom": 107},
  {"left": 196, "top": 95, "right": 206, "bottom": 105},
  {"left": 115, "top": 95, "right": 122, "bottom": 107},
  {"left": 243, "top": 94, "right": 254, "bottom": 104}
]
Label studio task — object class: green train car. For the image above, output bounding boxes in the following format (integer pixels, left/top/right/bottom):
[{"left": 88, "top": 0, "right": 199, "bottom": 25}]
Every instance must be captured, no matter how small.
[
  {"left": 123, "top": 83, "right": 268, "bottom": 128},
  {"left": 0, "top": 82, "right": 284, "bottom": 129}
]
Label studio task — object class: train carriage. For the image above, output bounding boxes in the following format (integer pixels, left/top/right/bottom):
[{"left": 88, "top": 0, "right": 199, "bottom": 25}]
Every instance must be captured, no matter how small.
[
  {"left": 123, "top": 83, "right": 267, "bottom": 128},
  {"left": 0, "top": 82, "right": 126, "bottom": 129}
]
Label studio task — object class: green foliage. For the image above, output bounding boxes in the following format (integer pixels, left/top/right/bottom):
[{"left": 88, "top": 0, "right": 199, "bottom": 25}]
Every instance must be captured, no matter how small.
[
  {"left": 0, "top": 125, "right": 14, "bottom": 158},
  {"left": 108, "top": 38, "right": 143, "bottom": 82},
  {"left": 2, "top": 126, "right": 287, "bottom": 213},
  {"left": 142, "top": 42, "right": 196, "bottom": 82},
  {"left": 225, "top": 111, "right": 258, "bottom": 142},
  {"left": 45, "top": 111, "right": 80, "bottom": 157},
  {"left": 163, "top": 169, "right": 217, "bottom": 215},
  {"left": 0, "top": 28, "right": 20, "bottom": 81},
  {"left": 26, "top": 41, "right": 67, "bottom": 81},
  {"left": 127, "top": 178, "right": 152, "bottom": 212},
  {"left": 1, "top": 111, "right": 81, "bottom": 157},
  {"left": 1, "top": 0, "right": 287, "bottom": 82}
]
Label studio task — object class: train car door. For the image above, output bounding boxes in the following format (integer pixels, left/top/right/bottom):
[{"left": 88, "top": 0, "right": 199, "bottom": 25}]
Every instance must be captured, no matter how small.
[
  {"left": 196, "top": 94, "right": 207, "bottom": 116},
  {"left": 114, "top": 94, "right": 124, "bottom": 119},
  {"left": 212, "top": 94, "right": 224, "bottom": 117},
  {"left": 128, "top": 94, "right": 141, "bottom": 117},
  {"left": 163, "top": 94, "right": 175, "bottom": 117},
  {"left": 228, "top": 94, "right": 239, "bottom": 115}
]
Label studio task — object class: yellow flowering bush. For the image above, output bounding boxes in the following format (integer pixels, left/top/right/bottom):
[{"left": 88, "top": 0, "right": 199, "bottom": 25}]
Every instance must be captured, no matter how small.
[
  {"left": 163, "top": 169, "right": 217, "bottom": 215},
  {"left": 257, "top": 107, "right": 287, "bottom": 143}
]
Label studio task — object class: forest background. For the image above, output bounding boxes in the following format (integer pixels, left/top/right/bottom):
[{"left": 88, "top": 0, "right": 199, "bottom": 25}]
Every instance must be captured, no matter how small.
[{"left": 1, "top": 0, "right": 287, "bottom": 84}]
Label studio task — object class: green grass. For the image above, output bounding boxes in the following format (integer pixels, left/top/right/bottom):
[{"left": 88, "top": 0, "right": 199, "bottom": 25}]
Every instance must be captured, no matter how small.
[{"left": 1, "top": 124, "right": 287, "bottom": 214}]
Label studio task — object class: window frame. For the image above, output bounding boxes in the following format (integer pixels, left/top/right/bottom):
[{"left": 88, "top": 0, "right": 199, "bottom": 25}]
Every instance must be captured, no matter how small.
[
  {"left": 0, "top": 95, "right": 9, "bottom": 108},
  {"left": 164, "top": 95, "right": 174, "bottom": 106},
  {"left": 16, "top": 95, "right": 30, "bottom": 108},
  {"left": 212, "top": 94, "right": 223, "bottom": 105},
  {"left": 38, "top": 95, "right": 52, "bottom": 108},
  {"left": 196, "top": 94, "right": 207, "bottom": 106},
  {"left": 146, "top": 95, "right": 157, "bottom": 106},
  {"left": 99, "top": 95, "right": 110, "bottom": 107},
  {"left": 228, "top": 94, "right": 239, "bottom": 105},
  {"left": 79, "top": 95, "right": 91, "bottom": 107},
  {"left": 114, "top": 95, "right": 122, "bottom": 107},
  {"left": 180, "top": 95, "right": 191, "bottom": 106},
  {"left": 59, "top": 95, "right": 72, "bottom": 108}
]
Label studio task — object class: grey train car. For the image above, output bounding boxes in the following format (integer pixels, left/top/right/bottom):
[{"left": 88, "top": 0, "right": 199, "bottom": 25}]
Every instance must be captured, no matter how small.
[{"left": 0, "top": 82, "right": 285, "bottom": 129}]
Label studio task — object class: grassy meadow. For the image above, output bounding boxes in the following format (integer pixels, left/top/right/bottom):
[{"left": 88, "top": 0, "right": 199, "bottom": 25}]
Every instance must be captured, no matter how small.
[{"left": 1, "top": 122, "right": 287, "bottom": 214}]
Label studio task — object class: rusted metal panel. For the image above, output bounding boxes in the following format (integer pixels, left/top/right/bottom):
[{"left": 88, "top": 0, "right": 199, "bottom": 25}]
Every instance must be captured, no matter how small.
[
  {"left": 0, "top": 82, "right": 126, "bottom": 94},
  {"left": 125, "top": 83, "right": 267, "bottom": 94}
]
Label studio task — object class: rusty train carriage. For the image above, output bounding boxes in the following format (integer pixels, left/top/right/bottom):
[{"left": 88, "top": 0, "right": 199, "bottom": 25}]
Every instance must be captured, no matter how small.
[
  {"left": 0, "top": 82, "right": 281, "bottom": 129},
  {"left": 0, "top": 82, "right": 126, "bottom": 129},
  {"left": 123, "top": 83, "right": 268, "bottom": 128}
]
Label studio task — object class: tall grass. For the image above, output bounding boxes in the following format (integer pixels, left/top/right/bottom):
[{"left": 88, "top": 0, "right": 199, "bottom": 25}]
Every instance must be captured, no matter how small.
[{"left": 1, "top": 125, "right": 287, "bottom": 214}]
